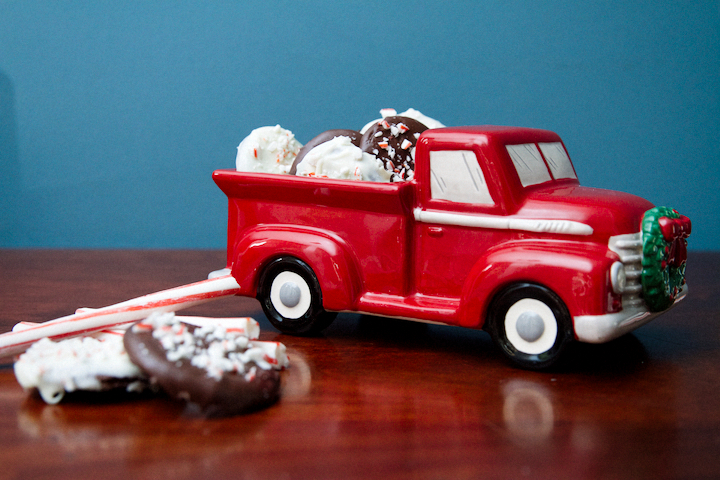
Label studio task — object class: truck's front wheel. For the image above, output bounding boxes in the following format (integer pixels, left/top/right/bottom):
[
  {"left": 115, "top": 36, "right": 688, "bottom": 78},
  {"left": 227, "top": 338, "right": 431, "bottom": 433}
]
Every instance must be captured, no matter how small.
[
  {"left": 488, "top": 283, "right": 572, "bottom": 369},
  {"left": 258, "top": 257, "right": 337, "bottom": 336}
]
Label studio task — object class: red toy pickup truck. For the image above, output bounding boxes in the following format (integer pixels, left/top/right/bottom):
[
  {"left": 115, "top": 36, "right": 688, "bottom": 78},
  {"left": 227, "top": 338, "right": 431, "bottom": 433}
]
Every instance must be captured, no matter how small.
[{"left": 213, "top": 125, "right": 690, "bottom": 369}]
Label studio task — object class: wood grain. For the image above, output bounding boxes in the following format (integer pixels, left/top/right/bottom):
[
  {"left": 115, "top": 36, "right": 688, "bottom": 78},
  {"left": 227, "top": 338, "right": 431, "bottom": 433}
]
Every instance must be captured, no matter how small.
[{"left": 0, "top": 250, "right": 718, "bottom": 479}]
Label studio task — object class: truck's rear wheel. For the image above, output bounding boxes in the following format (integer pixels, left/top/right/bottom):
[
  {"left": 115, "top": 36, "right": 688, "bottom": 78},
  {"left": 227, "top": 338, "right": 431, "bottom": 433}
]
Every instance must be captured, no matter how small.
[
  {"left": 488, "top": 283, "right": 572, "bottom": 369},
  {"left": 258, "top": 257, "right": 337, "bottom": 336}
]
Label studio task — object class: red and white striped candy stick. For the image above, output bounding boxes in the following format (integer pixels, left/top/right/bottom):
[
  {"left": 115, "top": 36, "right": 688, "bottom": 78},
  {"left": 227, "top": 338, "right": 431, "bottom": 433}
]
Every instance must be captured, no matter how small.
[
  {"left": 250, "top": 340, "right": 289, "bottom": 369},
  {"left": 13, "top": 316, "right": 261, "bottom": 341},
  {"left": 0, "top": 274, "right": 241, "bottom": 359},
  {"left": 177, "top": 316, "right": 260, "bottom": 340}
]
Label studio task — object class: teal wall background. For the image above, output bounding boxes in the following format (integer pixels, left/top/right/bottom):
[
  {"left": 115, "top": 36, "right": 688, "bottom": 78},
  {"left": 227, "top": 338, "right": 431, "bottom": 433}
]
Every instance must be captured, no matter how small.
[{"left": 1, "top": 1, "right": 717, "bottom": 249}]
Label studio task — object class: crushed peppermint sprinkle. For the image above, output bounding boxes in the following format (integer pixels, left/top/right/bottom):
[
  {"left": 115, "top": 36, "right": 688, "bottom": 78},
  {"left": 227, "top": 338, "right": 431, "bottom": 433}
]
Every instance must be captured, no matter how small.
[
  {"left": 400, "top": 139, "right": 413, "bottom": 150},
  {"left": 133, "top": 312, "right": 288, "bottom": 381}
]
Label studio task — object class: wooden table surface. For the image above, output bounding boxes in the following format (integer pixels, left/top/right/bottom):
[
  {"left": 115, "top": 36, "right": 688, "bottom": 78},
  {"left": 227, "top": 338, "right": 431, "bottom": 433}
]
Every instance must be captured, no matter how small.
[{"left": 0, "top": 250, "right": 718, "bottom": 479}]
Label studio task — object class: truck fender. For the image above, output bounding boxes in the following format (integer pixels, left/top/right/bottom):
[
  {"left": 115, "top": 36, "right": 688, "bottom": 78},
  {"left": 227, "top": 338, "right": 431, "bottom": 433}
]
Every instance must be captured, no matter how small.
[
  {"left": 229, "top": 225, "right": 362, "bottom": 311},
  {"left": 458, "top": 241, "right": 613, "bottom": 330}
]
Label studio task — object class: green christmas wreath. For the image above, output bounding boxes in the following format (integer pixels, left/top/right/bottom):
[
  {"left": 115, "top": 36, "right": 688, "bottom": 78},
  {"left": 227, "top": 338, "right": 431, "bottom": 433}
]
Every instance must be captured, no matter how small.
[{"left": 641, "top": 207, "right": 691, "bottom": 312}]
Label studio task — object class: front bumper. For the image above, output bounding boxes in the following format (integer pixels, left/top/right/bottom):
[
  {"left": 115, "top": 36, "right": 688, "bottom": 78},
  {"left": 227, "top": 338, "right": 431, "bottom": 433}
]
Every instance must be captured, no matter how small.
[{"left": 573, "top": 285, "right": 687, "bottom": 344}]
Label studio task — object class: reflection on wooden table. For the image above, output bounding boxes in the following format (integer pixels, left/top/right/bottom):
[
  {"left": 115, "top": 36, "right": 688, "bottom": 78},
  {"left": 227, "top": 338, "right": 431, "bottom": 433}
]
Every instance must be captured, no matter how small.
[{"left": 0, "top": 250, "right": 718, "bottom": 479}]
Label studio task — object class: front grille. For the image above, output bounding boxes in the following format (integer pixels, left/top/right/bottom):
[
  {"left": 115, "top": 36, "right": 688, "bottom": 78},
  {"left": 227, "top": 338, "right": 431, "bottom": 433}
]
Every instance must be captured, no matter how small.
[{"left": 609, "top": 232, "right": 644, "bottom": 308}]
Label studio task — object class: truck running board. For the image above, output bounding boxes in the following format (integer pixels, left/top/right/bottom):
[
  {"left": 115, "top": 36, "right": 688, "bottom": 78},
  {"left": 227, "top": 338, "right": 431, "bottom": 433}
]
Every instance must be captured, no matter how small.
[{"left": 354, "top": 293, "right": 459, "bottom": 325}]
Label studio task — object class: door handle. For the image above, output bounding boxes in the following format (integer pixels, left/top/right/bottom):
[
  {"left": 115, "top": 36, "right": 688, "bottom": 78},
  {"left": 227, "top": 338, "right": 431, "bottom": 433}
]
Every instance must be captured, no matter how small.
[{"left": 428, "top": 226, "right": 444, "bottom": 237}]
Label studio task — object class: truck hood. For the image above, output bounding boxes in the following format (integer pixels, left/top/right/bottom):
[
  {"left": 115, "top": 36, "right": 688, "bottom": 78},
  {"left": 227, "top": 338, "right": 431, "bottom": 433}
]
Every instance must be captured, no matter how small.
[{"left": 520, "top": 185, "right": 654, "bottom": 239}]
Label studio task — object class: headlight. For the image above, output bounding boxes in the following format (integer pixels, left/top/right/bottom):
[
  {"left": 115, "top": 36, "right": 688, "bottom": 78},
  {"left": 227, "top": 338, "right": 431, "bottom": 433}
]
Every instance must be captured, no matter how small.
[{"left": 610, "top": 261, "right": 626, "bottom": 294}]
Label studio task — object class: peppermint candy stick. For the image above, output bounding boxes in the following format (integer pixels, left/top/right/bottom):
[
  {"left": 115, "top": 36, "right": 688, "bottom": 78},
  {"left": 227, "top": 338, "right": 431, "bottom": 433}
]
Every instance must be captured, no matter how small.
[
  {"left": 0, "top": 274, "right": 241, "bottom": 359},
  {"left": 177, "top": 316, "right": 260, "bottom": 340},
  {"left": 13, "top": 316, "right": 260, "bottom": 341},
  {"left": 248, "top": 340, "right": 290, "bottom": 369}
]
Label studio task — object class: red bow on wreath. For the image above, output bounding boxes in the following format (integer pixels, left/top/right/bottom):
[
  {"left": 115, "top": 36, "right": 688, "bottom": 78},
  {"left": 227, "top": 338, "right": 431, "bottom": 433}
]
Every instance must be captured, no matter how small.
[{"left": 658, "top": 213, "right": 691, "bottom": 269}]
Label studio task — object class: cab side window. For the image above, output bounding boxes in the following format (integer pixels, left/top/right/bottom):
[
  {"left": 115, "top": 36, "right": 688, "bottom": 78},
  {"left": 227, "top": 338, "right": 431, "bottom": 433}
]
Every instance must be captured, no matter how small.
[{"left": 429, "top": 150, "right": 494, "bottom": 205}]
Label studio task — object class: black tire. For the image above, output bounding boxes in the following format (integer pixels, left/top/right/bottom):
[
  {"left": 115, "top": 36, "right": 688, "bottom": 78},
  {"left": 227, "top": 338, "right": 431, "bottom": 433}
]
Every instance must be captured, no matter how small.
[
  {"left": 487, "top": 283, "right": 572, "bottom": 370},
  {"left": 257, "top": 257, "right": 337, "bottom": 336}
]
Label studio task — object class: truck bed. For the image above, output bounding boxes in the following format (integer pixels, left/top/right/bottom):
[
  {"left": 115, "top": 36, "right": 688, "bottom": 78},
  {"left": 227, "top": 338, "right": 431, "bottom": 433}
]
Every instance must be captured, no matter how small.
[{"left": 213, "top": 170, "right": 416, "bottom": 298}]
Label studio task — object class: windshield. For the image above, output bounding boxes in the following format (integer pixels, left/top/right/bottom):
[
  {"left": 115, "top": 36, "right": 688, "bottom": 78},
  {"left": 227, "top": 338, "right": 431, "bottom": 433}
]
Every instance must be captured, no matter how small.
[{"left": 506, "top": 142, "right": 576, "bottom": 187}]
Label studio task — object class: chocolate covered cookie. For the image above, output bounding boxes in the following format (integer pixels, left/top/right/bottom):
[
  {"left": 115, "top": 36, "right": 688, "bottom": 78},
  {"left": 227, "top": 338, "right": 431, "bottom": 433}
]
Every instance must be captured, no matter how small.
[
  {"left": 124, "top": 312, "right": 288, "bottom": 416},
  {"left": 360, "top": 116, "right": 428, "bottom": 181},
  {"left": 290, "top": 129, "right": 362, "bottom": 175}
]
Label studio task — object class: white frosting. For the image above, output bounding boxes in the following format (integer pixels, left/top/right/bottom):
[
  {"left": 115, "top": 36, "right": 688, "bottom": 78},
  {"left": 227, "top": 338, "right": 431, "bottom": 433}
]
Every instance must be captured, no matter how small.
[
  {"left": 236, "top": 125, "right": 302, "bottom": 174},
  {"left": 398, "top": 108, "right": 446, "bottom": 130},
  {"left": 14, "top": 333, "right": 145, "bottom": 404},
  {"left": 134, "top": 312, "right": 288, "bottom": 381},
  {"left": 360, "top": 108, "right": 445, "bottom": 133},
  {"left": 295, "top": 135, "right": 392, "bottom": 182}
]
